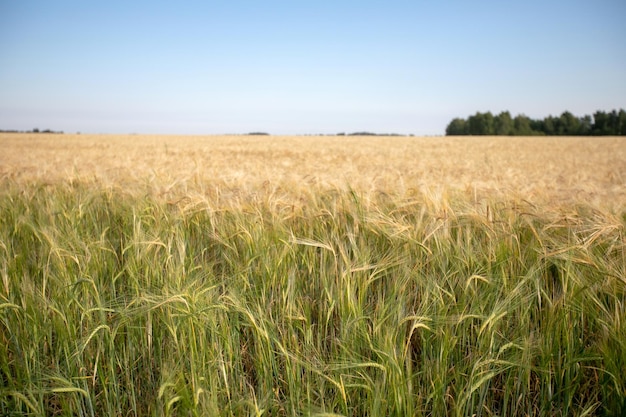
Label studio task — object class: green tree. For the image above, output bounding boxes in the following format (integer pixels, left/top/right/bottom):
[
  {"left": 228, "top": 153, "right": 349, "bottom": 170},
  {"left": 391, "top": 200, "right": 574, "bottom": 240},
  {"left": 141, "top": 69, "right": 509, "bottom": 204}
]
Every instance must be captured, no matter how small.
[
  {"left": 579, "top": 115, "right": 593, "bottom": 135},
  {"left": 608, "top": 110, "right": 620, "bottom": 135},
  {"left": 445, "top": 118, "right": 468, "bottom": 135},
  {"left": 494, "top": 111, "right": 513, "bottom": 135},
  {"left": 593, "top": 111, "right": 610, "bottom": 135},
  {"left": 559, "top": 111, "right": 580, "bottom": 135},
  {"left": 542, "top": 116, "right": 557, "bottom": 135},
  {"left": 513, "top": 114, "right": 534, "bottom": 135},
  {"left": 619, "top": 109, "right": 626, "bottom": 135},
  {"left": 468, "top": 112, "right": 495, "bottom": 135},
  {"left": 530, "top": 118, "right": 546, "bottom": 135}
]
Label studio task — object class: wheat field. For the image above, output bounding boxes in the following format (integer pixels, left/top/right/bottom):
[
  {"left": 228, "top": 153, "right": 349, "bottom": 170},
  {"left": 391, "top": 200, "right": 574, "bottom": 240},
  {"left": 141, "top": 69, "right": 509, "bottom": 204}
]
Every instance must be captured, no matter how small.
[
  {"left": 1, "top": 133, "right": 624, "bottom": 207},
  {"left": 1, "top": 133, "right": 625, "bottom": 416}
]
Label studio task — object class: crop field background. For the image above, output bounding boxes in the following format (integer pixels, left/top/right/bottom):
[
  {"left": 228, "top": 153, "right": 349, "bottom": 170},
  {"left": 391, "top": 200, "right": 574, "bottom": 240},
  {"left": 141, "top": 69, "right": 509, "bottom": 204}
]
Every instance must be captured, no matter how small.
[
  {"left": 0, "top": 133, "right": 625, "bottom": 416},
  {"left": 1, "top": 134, "right": 625, "bottom": 207}
]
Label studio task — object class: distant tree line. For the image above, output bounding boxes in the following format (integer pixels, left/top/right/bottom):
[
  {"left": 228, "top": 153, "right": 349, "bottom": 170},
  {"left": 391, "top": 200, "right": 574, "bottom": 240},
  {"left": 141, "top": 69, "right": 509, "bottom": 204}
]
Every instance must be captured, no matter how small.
[
  {"left": 446, "top": 109, "right": 626, "bottom": 136},
  {"left": 0, "top": 128, "right": 64, "bottom": 134}
]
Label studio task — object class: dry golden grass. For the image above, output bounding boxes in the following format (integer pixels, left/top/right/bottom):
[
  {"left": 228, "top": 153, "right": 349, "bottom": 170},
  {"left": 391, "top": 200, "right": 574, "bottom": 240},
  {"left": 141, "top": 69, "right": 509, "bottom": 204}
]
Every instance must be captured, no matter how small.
[{"left": 1, "top": 133, "right": 624, "bottom": 208}]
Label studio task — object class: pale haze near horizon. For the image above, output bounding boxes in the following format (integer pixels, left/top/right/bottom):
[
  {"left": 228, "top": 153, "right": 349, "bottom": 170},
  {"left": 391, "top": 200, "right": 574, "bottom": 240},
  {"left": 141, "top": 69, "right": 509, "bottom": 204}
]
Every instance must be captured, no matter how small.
[{"left": 1, "top": 0, "right": 625, "bottom": 136}]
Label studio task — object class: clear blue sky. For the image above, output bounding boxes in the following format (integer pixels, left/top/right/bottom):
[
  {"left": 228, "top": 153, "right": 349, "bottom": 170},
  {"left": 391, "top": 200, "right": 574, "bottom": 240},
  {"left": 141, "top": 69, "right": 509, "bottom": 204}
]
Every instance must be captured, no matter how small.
[{"left": 1, "top": 0, "right": 625, "bottom": 135}]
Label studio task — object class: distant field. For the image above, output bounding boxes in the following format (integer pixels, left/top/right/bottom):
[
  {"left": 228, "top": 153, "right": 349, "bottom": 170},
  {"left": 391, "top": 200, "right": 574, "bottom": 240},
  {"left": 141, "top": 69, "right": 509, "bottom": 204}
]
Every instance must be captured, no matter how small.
[
  {"left": 1, "top": 133, "right": 625, "bottom": 416},
  {"left": 1, "top": 133, "right": 625, "bottom": 207}
]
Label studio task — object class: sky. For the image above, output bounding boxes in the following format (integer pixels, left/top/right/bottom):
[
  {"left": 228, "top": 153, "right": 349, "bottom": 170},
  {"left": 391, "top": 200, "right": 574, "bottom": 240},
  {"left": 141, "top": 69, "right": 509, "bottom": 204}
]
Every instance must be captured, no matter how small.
[{"left": 1, "top": 0, "right": 625, "bottom": 135}]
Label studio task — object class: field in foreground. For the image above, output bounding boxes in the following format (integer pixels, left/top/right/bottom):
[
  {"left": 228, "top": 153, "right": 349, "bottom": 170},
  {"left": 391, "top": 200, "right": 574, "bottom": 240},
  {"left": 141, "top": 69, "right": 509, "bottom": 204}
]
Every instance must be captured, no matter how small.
[{"left": 0, "top": 134, "right": 625, "bottom": 416}]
